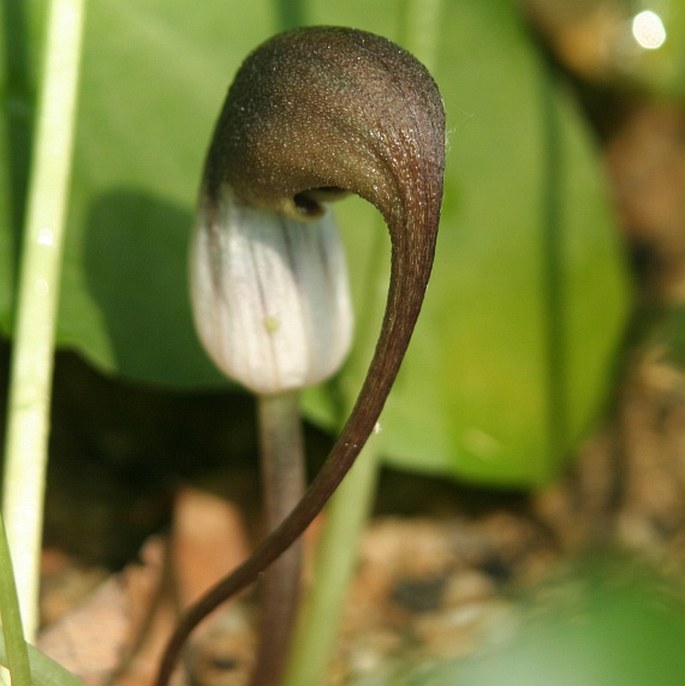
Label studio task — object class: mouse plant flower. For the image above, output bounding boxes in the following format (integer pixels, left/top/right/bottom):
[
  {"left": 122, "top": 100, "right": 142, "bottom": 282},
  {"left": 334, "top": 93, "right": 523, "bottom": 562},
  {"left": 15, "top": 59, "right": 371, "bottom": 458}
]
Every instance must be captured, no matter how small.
[
  {"left": 158, "top": 26, "right": 445, "bottom": 686},
  {"left": 190, "top": 185, "right": 353, "bottom": 395}
]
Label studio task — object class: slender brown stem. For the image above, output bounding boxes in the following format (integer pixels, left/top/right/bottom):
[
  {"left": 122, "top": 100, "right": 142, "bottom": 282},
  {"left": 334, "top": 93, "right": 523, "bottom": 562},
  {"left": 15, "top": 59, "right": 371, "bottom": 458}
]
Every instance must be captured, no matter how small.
[
  {"left": 155, "top": 201, "right": 438, "bottom": 686},
  {"left": 251, "top": 392, "right": 306, "bottom": 686}
]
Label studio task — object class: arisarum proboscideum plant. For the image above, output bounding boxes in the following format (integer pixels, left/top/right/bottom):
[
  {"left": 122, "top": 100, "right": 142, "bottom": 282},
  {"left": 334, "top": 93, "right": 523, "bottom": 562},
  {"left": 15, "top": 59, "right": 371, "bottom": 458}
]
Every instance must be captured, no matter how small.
[
  {"left": 191, "top": 156, "right": 354, "bottom": 686},
  {"left": 157, "top": 25, "right": 445, "bottom": 686}
]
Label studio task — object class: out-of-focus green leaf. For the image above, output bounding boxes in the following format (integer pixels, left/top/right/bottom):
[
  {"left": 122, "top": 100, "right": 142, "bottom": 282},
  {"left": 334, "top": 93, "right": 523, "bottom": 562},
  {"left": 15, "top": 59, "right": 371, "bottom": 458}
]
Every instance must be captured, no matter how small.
[
  {"left": 0, "top": 0, "right": 630, "bottom": 484},
  {"left": 655, "top": 305, "right": 685, "bottom": 371},
  {"left": 306, "top": 0, "right": 631, "bottom": 484},
  {"left": 402, "top": 561, "right": 685, "bottom": 686},
  {"left": 0, "top": 0, "right": 48, "bottom": 336},
  {"left": 0, "top": 104, "right": 13, "bottom": 330}
]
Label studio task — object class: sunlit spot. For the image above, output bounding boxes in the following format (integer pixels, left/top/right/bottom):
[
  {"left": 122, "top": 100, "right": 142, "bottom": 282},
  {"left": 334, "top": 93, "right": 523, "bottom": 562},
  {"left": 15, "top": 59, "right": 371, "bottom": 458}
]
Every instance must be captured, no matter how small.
[{"left": 631, "top": 10, "right": 667, "bottom": 50}]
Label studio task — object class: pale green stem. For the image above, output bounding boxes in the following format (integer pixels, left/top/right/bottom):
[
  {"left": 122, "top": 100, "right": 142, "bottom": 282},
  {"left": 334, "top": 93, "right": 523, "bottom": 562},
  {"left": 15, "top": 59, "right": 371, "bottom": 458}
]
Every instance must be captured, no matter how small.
[
  {"left": 251, "top": 391, "right": 306, "bottom": 686},
  {"left": 283, "top": 437, "right": 380, "bottom": 686},
  {"left": 283, "top": 220, "right": 387, "bottom": 686},
  {"left": 399, "top": 0, "right": 443, "bottom": 71},
  {"left": 2, "top": 0, "right": 86, "bottom": 640},
  {"left": 0, "top": 514, "right": 31, "bottom": 686}
]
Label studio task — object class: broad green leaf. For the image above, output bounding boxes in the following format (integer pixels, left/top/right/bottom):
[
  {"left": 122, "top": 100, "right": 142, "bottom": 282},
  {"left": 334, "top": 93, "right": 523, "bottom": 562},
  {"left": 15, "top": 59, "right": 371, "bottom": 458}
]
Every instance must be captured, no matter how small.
[
  {"left": 0, "top": 0, "right": 48, "bottom": 336},
  {"left": 0, "top": 0, "right": 630, "bottom": 485},
  {"left": 306, "top": 0, "right": 631, "bottom": 484}
]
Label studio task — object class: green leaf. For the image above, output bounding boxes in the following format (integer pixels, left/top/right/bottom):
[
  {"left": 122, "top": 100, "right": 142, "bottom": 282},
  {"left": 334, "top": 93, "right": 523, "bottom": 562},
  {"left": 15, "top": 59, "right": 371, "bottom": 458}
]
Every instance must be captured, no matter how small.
[
  {"left": 0, "top": 636, "right": 86, "bottom": 686},
  {"left": 1, "top": 0, "right": 630, "bottom": 485},
  {"left": 0, "top": 0, "right": 48, "bottom": 336},
  {"left": 653, "top": 305, "right": 685, "bottom": 372},
  {"left": 402, "top": 561, "right": 685, "bottom": 686},
  {"left": 306, "top": 0, "right": 631, "bottom": 485},
  {"left": 0, "top": 513, "right": 31, "bottom": 686}
]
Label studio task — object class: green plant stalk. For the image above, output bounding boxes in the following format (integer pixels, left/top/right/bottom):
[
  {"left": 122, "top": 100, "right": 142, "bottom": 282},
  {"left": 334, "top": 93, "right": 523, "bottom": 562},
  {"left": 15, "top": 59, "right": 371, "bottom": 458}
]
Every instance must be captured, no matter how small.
[
  {"left": 399, "top": 0, "right": 443, "bottom": 76},
  {"left": 2, "top": 0, "right": 86, "bottom": 640},
  {"left": 283, "top": 215, "right": 387, "bottom": 686},
  {"left": 274, "top": 0, "right": 305, "bottom": 31},
  {"left": 0, "top": 514, "right": 31, "bottom": 686},
  {"left": 283, "top": 436, "right": 380, "bottom": 686},
  {"left": 252, "top": 391, "right": 306, "bottom": 686}
]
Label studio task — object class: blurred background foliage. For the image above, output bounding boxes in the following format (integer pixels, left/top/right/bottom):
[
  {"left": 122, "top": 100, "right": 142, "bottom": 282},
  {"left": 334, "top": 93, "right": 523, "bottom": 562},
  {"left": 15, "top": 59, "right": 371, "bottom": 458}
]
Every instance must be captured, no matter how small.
[
  {"left": 0, "top": 0, "right": 637, "bottom": 486},
  {"left": 400, "top": 557, "right": 685, "bottom": 686}
]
